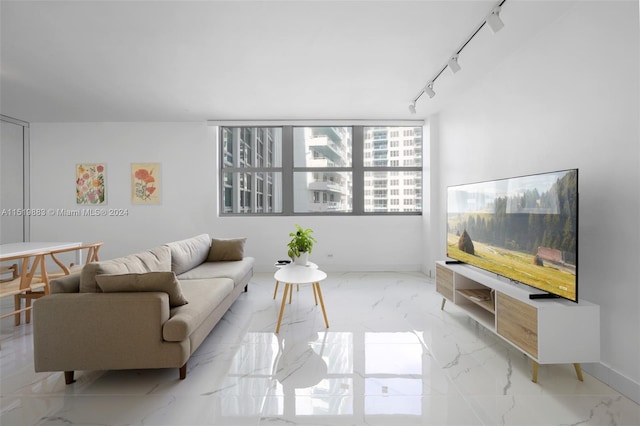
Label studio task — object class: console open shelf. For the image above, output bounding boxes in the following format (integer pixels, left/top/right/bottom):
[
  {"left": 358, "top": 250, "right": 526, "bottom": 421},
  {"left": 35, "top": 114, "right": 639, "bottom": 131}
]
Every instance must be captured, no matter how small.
[
  {"left": 436, "top": 261, "right": 600, "bottom": 383},
  {"left": 456, "top": 288, "right": 495, "bottom": 313}
]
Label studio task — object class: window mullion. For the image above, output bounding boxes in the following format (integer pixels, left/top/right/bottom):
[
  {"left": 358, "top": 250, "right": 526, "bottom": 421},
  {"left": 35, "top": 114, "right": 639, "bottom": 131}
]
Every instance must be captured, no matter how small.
[
  {"left": 352, "top": 126, "right": 364, "bottom": 215},
  {"left": 282, "top": 126, "right": 294, "bottom": 215}
]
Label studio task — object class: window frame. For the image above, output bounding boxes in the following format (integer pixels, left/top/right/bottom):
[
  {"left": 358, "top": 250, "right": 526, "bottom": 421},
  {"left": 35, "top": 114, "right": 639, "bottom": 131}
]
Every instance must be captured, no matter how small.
[{"left": 219, "top": 125, "right": 422, "bottom": 216}]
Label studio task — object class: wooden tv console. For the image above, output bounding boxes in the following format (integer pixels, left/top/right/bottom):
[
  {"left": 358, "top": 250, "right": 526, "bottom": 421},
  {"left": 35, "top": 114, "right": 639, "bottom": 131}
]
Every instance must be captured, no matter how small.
[{"left": 435, "top": 261, "right": 600, "bottom": 383}]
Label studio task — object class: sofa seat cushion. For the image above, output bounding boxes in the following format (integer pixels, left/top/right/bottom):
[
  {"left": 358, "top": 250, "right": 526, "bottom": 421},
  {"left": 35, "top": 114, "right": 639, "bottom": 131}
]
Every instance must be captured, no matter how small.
[
  {"left": 165, "top": 234, "right": 211, "bottom": 275},
  {"left": 176, "top": 257, "right": 254, "bottom": 285},
  {"left": 162, "top": 278, "right": 234, "bottom": 342},
  {"left": 80, "top": 245, "right": 171, "bottom": 293}
]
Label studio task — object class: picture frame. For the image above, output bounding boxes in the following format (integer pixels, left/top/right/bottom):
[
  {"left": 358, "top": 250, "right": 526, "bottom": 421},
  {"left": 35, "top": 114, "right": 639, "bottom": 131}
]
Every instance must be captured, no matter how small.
[
  {"left": 131, "top": 163, "right": 161, "bottom": 204},
  {"left": 76, "top": 163, "right": 106, "bottom": 205}
]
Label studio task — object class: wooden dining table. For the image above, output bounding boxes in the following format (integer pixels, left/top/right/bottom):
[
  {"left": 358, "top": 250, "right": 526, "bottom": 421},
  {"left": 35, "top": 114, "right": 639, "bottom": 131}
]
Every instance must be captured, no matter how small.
[
  {"left": 0, "top": 242, "right": 84, "bottom": 328},
  {"left": 0, "top": 242, "right": 84, "bottom": 287},
  {"left": 0, "top": 242, "right": 83, "bottom": 264}
]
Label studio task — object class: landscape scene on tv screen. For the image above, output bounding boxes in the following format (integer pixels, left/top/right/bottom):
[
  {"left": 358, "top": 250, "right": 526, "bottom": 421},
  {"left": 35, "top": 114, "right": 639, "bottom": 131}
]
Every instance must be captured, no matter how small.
[{"left": 447, "top": 169, "right": 578, "bottom": 302}]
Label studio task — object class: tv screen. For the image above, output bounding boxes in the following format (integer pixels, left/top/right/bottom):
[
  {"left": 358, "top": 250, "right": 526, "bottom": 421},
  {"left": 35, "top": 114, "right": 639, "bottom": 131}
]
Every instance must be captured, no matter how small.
[{"left": 447, "top": 169, "right": 578, "bottom": 302}]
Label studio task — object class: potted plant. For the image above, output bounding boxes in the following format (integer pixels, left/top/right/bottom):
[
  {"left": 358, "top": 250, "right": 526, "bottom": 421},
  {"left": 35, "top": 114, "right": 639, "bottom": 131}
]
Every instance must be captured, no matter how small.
[{"left": 287, "top": 224, "right": 316, "bottom": 265}]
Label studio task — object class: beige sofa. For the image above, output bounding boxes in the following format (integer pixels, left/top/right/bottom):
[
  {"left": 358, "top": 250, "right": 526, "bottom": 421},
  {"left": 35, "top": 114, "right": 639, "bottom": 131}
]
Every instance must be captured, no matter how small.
[{"left": 32, "top": 234, "right": 253, "bottom": 384}]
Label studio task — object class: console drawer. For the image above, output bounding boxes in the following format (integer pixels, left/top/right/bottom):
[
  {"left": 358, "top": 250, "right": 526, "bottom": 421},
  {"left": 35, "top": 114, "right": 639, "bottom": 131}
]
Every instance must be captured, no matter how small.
[
  {"left": 496, "top": 292, "right": 538, "bottom": 358},
  {"left": 436, "top": 264, "right": 454, "bottom": 301}
]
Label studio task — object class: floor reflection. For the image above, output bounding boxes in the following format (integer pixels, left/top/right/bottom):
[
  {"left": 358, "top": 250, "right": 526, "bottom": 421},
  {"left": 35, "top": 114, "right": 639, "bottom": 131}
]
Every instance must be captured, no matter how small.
[{"left": 1, "top": 271, "right": 639, "bottom": 426}]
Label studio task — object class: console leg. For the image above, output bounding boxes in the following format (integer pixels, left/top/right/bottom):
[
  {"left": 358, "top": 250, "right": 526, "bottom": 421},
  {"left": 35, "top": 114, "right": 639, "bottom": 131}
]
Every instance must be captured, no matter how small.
[
  {"left": 573, "top": 363, "right": 584, "bottom": 381},
  {"left": 531, "top": 361, "right": 539, "bottom": 383},
  {"left": 64, "top": 371, "right": 76, "bottom": 385},
  {"left": 273, "top": 281, "right": 279, "bottom": 299},
  {"left": 440, "top": 298, "right": 446, "bottom": 310}
]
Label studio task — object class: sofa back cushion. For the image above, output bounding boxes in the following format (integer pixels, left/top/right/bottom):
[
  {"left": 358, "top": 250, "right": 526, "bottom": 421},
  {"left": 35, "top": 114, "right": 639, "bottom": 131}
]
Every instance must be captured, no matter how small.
[
  {"left": 165, "top": 234, "right": 211, "bottom": 275},
  {"left": 79, "top": 245, "right": 171, "bottom": 293}
]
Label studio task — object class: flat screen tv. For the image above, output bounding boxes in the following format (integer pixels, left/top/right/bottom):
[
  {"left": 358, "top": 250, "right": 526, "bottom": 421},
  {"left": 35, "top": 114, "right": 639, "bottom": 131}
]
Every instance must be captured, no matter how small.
[{"left": 446, "top": 169, "right": 578, "bottom": 302}]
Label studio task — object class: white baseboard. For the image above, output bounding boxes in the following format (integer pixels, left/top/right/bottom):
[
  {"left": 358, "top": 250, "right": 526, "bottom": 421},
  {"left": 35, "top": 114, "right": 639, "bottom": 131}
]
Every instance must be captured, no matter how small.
[
  {"left": 254, "top": 264, "right": 424, "bottom": 273},
  {"left": 583, "top": 362, "right": 640, "bottom": 404}
]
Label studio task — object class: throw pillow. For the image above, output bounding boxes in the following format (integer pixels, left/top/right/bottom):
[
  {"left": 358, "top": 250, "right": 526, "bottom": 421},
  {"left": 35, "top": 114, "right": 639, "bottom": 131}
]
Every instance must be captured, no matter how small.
[
  {"left": 79, "top": 245, "right": 171, "bottom": 293},
  {"left": 95, "top": 271, "right": 188, "bottom": 307},
  {"left": 208, "top": 238, "right": 247, "bottom": 262}
]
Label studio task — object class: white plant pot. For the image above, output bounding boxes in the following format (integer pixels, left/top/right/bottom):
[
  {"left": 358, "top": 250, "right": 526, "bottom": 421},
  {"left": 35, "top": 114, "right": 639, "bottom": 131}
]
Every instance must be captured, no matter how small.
[{"left": 294, "top": 252, "right": 309, "bottom": 266}]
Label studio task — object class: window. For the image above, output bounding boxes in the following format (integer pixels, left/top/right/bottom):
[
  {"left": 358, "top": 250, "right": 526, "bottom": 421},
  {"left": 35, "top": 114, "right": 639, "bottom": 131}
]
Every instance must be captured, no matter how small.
[
  {"left": 294, "top": 127, "right": 353, "bottom": 213},
  {"left": 221, "top": 127, "right": 283, "bottom": 214},
  {"left": 220, "top": 125, "right": 422, "bottom": 215}
]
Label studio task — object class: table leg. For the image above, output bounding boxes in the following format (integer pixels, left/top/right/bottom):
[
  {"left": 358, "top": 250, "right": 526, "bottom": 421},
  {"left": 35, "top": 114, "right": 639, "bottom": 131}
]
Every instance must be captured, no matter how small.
[
  {"left": 314, "top": 282, "right": 329, "bottom": 328},
  {"left": 276, "top": 283, "right": 291, "bottom": 333},
  {"left": 39, "top": 254, "right": 50, "bottom": 294},
  {"left": 75, "top": 248, "right": 82, "bottom": 267},
  {"left": 273, "top": 281, "right": 279, "bottom": 300},
  {"left": 312, "top": 283, "right": 318, "bottom": 305}
]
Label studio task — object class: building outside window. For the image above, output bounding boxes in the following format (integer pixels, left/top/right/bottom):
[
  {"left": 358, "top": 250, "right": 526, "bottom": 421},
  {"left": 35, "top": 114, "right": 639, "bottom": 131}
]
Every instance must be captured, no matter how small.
[
  {"left": 221, "top": 127, "right": 283, "bottom": 214},
  {"left": 294, "top": 127, "right": 353, "bottom": 213},
  {"left": 220, "top": 125, "right": 422, "bottom": 215}
]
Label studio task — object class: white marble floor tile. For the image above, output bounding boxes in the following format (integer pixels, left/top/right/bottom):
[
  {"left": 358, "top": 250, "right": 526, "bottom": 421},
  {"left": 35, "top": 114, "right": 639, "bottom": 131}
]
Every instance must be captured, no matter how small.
[{"left": 1, "top": 271, "right": 638, "bottom": 426}]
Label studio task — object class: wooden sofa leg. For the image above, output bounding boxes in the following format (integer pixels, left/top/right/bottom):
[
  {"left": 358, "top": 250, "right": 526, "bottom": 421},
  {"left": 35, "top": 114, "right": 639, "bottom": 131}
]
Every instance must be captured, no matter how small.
[
  {"left": 64, "top": 371, "right": 76, "bottom": 384},
  {"left": 244, "top": 284, "right": 248, "bottom": 292},
  {"left": 179, "top": 363, "right": 187, "bottom": 380}
]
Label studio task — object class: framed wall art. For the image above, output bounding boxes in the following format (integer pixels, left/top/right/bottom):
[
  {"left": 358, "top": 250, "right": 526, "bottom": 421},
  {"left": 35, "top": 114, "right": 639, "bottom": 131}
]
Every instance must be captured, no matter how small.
[
  {"left": 76, "top": 163, "right": 106, "bottom": 205},
  {"left": 131, "top": 163, "right": 161, "bottom": 204}
]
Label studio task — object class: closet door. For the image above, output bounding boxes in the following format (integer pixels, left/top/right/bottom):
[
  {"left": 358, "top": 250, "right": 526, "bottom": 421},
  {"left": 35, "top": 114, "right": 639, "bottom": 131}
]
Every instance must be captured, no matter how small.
[{"left": 1, "top": 119, "right": 26, "bottom": 243}]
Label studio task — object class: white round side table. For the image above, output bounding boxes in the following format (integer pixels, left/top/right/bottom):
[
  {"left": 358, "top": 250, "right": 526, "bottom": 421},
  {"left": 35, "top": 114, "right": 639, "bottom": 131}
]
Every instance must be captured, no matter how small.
[
  {"left": 273, "top": 264, "right": 328, "bottom": 334},
  {"left": 273, "top": 261, "right": 318, "bottom": 300}
]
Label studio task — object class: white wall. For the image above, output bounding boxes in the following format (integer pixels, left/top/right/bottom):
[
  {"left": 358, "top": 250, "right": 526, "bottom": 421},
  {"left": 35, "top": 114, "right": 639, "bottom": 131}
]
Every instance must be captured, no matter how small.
[
  {"left": 25, "top": 0, "right": 638, "bottom": 403},
  {"left": 28, "top": 122, "right": 423, "bottom": 272},
  {"left": 428, "top": 1, "right": 639, "bottom": 401}
]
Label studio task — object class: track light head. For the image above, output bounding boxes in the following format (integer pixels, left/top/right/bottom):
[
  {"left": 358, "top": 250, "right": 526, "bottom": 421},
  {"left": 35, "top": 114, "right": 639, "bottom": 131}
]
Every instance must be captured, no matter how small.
[
  {"left": 448, "top": 55, "right": 461, "bottom": 74},
  {"left": 424, "top": 83, "right": 435, "bottom": 99},
  {"left": 486, "top": 6, "right": 504, "bottom": 33},
  {"left": 408, "top": 102, "right": 416, "bottom": 114}
]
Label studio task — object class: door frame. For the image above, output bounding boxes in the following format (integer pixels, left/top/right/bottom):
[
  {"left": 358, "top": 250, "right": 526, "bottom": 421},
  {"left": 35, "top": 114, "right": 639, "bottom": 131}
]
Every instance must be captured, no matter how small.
[{"left": 1, "top": 114, "right": 30, "bottom": 242}]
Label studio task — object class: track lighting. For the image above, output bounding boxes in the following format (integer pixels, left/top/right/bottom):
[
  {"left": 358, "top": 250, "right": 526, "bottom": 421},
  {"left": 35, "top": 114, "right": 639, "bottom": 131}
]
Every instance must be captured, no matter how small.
[
  {"left": 448, "top": 55, "right": 461, "bottom": 74},
  {"left": 424, "top": 83, "right": 435, "bottom": 99},
  {"left": 486, "top": 6, "right": 504, "bottom": 33},
  {"left": 407, "top": 0, "right": 506, "bottom": 113}
]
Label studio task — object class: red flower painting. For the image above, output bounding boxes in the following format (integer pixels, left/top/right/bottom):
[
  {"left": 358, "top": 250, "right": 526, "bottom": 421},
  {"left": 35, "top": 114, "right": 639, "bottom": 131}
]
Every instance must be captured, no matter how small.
[{"left": 132, "top": 163, "right": 161, "bottom": 204}]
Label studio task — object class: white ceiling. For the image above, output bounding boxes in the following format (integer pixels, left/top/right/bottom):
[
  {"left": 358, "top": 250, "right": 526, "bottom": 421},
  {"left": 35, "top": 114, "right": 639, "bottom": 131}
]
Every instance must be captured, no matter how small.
[{"left": 0, "top": 1, "right": 575, "bottom": 122}]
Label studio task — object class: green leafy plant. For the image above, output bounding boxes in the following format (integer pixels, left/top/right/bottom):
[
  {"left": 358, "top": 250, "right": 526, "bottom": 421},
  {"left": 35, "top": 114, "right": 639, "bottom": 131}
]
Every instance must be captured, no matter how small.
[{"left": 287, "top": 224, "right": 316, "bottom": 259}]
